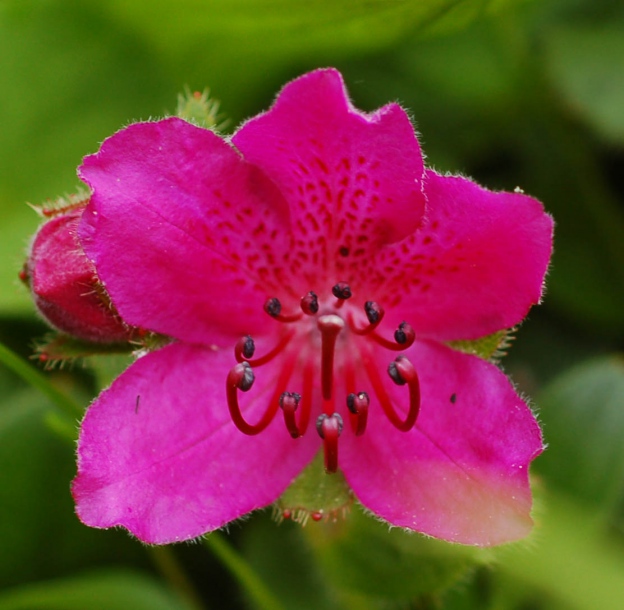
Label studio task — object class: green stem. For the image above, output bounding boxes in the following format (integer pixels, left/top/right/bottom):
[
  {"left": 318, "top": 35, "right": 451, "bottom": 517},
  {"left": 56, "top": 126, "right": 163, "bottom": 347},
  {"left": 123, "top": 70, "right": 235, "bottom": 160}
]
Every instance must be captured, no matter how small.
[
  {"left": 0, "top": 341, "right": 82, "bottom": 418},
  {"left": 149, "top": 546, "right": 206, "bottom": 610},
  {"left": 203, "top": 532, "right": 286, "bottom": 610}
]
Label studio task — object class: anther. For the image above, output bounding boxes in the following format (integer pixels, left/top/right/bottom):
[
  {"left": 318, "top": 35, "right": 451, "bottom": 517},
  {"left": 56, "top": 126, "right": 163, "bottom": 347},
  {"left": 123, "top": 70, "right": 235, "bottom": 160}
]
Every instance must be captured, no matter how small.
[
  {"left": 300, "top": 291, "right": 319, "bottom": 315},
  {"left": 332, "top": 282, "right": 352, "bottom": 300},
  {"left": 231, "top": 361, "right": 255, "bottom": 391},
  {"left": 235, "top": 335, "right": 256, "bottom": 362},
  {"left": 346, "top": 391, "right": 369, "bottom": 436},
  {"left": 317, "top": 315, "right": 345, "bottom": 401},
  {"left": 264, "top": 297, "right": 282, "bottom": 318},
  {"left": 226, "top": 361, "right": 289, "bottom": 435},
  {"left": 264, "top": 297, "right": 303, "bottom": 323},
  {"left": 351, "top": 301, "right": 385, "bottom": 335},
  {"left": 371, "top": 320, "right": 416, "bottom": 350},
  {"left": 393, "top": 321, "right": 415, "bottom": 347},
  {"left": 387, "top": 361, "right": 406, "bottom": 385},
  {"left": 316, "top": 413, "right": 344, "bottom": 473},
  {"left": 364, "top": 301, "right": 384, "bottom": 325},
  {"left": 280, "top": 391, "right": 303, "bottom": 439}
]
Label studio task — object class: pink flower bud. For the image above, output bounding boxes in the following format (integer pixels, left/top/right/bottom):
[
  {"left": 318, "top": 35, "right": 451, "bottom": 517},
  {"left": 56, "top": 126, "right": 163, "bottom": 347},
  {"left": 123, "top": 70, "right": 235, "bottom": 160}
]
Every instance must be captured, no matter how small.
[{"left": 25, "top": 198, "right": 133, "bottom": 343}]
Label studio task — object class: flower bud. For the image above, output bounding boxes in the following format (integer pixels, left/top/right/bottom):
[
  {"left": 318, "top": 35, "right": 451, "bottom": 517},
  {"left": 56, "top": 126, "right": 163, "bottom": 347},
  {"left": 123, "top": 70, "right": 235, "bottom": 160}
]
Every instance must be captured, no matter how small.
[{"left": 24, "top": 196, "right": 134, "bottom": 343}]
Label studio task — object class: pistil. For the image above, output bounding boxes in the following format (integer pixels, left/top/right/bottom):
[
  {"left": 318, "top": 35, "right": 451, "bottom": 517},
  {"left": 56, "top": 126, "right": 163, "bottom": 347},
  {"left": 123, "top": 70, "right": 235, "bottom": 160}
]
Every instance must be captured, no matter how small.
[{"left": 317, "top": 314, "right": 345, "bottom": 401}]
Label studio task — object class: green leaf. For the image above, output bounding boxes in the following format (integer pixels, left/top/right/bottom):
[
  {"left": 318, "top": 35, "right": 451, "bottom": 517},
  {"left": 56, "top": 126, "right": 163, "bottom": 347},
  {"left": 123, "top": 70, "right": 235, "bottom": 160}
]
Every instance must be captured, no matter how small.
[
  {"left": 0, "top": 0, "right": 173, "bottom": 315},
  {"left": 498, "top": 490, "right": 624, "bottom": 610},
  {"left": 534, "top": 356, "right": 624, "bottom": 520},
  {"left": 0, "top": 570, "right": 193, "bottom": 610},
  {"left": 204, "top": 533, "right": 287, "bottom": 610},
  {"left": 545, "top": 21, "right": 624, "bottom": 145},
  {"left": 448, "top": 329, "right": 514, "bottom": 361},
  {"left": 0, "top": 384, "right": 147, "bottom": 589},
  {"left": 107, "top": 0, "right": 509, "bottom": 60},
  {"left": 0, "top": 341, "right": 82, "bottom": 419},
  {"left": 305, "top": 506, "right": 485, "bottom": 600},
  {"left": 243, "top": 515, "right": 343, "bottom": 610},
  {"left": 275, "top": 452, "right": 354, "bottom": 524}
]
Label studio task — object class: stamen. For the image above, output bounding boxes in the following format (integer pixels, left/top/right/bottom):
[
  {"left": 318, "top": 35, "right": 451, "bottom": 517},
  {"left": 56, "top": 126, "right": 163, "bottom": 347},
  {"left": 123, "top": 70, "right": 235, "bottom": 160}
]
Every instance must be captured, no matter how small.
[
  {"left": 235, "top": 335, "right": 255, "bottom": 361},
  {"left": 226, "top": 358, "right": 295, "bottom": 435},
  {"left": 346, "top": 391, "right": 369, "bottom": 436},
  {"left": 264, "top": 297, "right": 302, "bottom": 323},
  {"left": 371, "top": 321, "right": 416, "bottom": 351},
  {"left": 331, "top": 282, "right": 351, "bottom": 308},
  {"left": 331, "top": 282, "right": 352, "bottom": 300},
  {"left": 300, "top": 291, "right": 319, "bottom": 315},
  {"left": 364, "top": 301, "right": 383, "bottom": 325},
  {"left": 317, "top": 314, "right": 345, "bottom": 400},
  {"left": 316, "top": 413, "right": 344, "bottom": 473},
  {"left": 350, "top": 301, "right": 385, "bottom": 335},
  {"left": 393, "top": 322, "right": 416, "bottom": 347},
  {"left": 235, "top": 332, "right": 294, "bottom": 366},
  {"left": 264, "top": 297, "right": 281, "bottom": 317},
  {"left": 363, "top": 355, "right": 420, "bottom": 432},
  {"left": 280, "top": 392, "right": 303, "bottom": 438}
]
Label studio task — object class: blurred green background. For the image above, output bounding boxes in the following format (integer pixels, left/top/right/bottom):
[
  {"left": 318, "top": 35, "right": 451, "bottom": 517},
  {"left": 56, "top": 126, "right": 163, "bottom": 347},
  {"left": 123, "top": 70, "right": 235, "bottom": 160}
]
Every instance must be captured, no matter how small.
[{"left": 1, "top": 0, "right": 624, "bottom": 608}]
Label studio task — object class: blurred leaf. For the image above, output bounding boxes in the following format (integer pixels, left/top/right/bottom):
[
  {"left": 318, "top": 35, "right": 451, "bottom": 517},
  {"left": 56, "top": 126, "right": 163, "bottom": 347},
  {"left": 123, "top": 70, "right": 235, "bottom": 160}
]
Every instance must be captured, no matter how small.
[
  {"left": 517, "top": 115, "right": 624, "bottom": 334},
  {"left": 0, "top": 384, "right": 146, "bottom": 589},
  {"left": 88, "top": 353, "right": 135, "bottom": 390},
  {"left": 243, "top": 515, "right": 342, "bottom": 610},
  {"left": 534, "top": 356, "right": 624, "bottom": 520},
  {"left": 305, "top": 506, "right": 485, "bottom": 600},
  {"left": 108, "top": 0, "right": 507, "bottom": 60},
  {"left": 499, "top": 490, "right": 624, "bottom": 610},
  {"left": 545, "top": 21, "right": 624, "bottom": 144},
  {"left": 0, "top": 570, "right": 192, "bottom": 610},
  {"left": 0, "top": 0, "right": 174, "bottom": 314},
  {"left": 0, "top": 341, "right": 82, "bottom": 419}
]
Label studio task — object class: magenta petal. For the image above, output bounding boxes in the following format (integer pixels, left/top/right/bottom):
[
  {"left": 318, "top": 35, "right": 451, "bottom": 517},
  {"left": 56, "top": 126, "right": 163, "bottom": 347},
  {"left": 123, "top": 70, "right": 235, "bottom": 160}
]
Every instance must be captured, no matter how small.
[
  {"left": 232, "top": 69, "right": 426, "bottom": 287},
  {"left": 78, "top": 118, "right": 291, "bottom": 343},
  {"left": 340, "top": 341, "right": 543, "bottom": 546},
  {"left": 72, "top": 343, "right": 317, "bottom": 544},
  {"left": 374, "top": 170, "right": 554, "bottom": 340}
]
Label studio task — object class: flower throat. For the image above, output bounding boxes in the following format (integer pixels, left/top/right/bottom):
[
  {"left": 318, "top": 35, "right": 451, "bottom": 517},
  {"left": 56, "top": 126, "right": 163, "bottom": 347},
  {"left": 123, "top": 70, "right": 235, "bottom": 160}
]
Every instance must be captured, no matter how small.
[{"left": 226, "top": 283, "right": 421, "bottom": 473}]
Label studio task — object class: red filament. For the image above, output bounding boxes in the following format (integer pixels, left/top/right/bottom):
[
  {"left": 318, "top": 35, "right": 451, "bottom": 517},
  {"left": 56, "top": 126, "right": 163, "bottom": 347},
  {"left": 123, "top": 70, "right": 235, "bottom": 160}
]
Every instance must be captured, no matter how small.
[
  {"left": 226, "top": 358, "right": 295, "bottom": 435},
  {"left": 235, "top": 331, "right": 294, "bottom": 366},
  {"left": 371, "top": 321, "right": 415, "bottom": 351},
  {"left": 362, "top": 354, "right": 420, "bottom": 432}
]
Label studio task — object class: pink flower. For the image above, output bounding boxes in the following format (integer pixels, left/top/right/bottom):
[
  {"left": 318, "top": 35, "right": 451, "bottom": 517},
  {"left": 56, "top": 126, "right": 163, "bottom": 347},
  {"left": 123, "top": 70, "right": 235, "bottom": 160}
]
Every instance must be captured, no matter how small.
[{"left": 72, "top": 69, "right": 553, "bottom": 546}]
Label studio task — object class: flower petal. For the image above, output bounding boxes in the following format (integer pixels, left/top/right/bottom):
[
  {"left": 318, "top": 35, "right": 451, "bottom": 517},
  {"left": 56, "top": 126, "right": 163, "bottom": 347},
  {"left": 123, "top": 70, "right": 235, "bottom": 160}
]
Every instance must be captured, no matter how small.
[
  {"left": 78, "top": 118, "right": 291, "bottom": 344},
  {"left": 372, "top": 170, "right": 554, "bottom": 340},
  {"left": 340, "top": 340, "right": 543, "bottom": 546},
  {"left": 72, "top": 342, "right": 317, "bottom": 544},
  {"left": 232, "top": 68, "right": 426, "bottom": 290}
]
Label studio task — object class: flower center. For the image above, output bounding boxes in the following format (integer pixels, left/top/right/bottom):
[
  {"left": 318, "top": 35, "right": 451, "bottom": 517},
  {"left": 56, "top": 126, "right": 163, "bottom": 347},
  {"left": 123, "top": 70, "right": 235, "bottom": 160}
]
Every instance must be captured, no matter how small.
[{"left": 225, "top": 283, "right": 420, "bottom": 474}]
